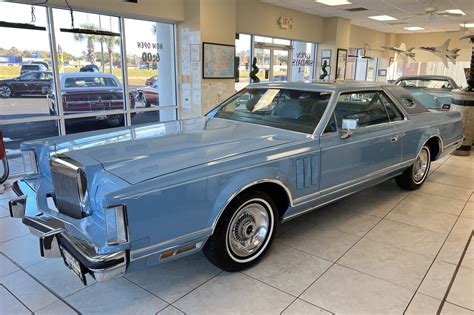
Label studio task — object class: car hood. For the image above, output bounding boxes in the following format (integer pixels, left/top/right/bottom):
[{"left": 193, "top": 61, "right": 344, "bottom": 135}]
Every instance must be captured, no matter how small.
[{"left": 53, "top": 117, "right": 307, "bottom": 184}]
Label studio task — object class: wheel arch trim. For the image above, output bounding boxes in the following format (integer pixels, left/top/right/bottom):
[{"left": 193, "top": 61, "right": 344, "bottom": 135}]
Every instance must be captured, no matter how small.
[{"left": 211, "top": 178, "right": 293, "bottom": 234}]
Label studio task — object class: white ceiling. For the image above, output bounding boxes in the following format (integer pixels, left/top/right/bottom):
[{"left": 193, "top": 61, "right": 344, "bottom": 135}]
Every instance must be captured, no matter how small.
[{"left": 260, "top": 0, "right": 474, "bottom": 33}]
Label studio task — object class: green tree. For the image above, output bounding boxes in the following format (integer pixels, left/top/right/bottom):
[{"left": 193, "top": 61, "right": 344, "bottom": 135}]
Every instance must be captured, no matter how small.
[
  {"left": 7, "top": 47, "right": 21, "bottom": 56},
  {"left": 72, "top": 23, "right": 99, "bottom": 65},
  {"left": 101, "top": 35, "right": 120, "bottom": 73}
]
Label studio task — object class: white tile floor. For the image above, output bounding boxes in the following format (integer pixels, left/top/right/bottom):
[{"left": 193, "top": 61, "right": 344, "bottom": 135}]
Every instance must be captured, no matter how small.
[{"left": 0, "top": 152, "right": 473, "bottom": 315}]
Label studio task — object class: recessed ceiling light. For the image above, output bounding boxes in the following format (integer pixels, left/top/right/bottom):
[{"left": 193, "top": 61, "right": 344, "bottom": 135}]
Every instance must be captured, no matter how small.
[
  {"left": 461, "top": 23, "right": 474, "bottom": 28},
  {"left": 315, "top": 0, "right": 352, "bottom": 6},
  {"left": 446, "top": 9, "right": 466, "bottom": 15},
  {"left": 404, "top": 26, "right": 425, "bottom": 31},
  {"left": 369, "top": 15, "right": 397, "bottom": 21}
]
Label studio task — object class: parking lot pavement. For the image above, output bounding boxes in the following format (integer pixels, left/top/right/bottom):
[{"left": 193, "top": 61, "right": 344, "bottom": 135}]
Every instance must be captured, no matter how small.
[{"left": 0, "top": 152, "right": 473, "bottom": 314}]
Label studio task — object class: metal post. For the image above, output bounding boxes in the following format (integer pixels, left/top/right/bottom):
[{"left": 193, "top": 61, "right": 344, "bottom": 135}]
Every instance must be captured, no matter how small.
[
  {"left": 47, "top": 6, "right": 66, "bottom": 135},
  {"left": 119, "top": 17, "right": 132, "bottom": 126}
]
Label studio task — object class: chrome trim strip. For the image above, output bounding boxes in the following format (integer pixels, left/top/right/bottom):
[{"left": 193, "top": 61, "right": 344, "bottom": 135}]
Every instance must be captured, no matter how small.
[
  {"left": 292, "top": 159, "right": 414, "bottom": 207},
  {"left": 129, "top": 227, "right": 213, "bottom": 261},
  {"left": 211, "top": 179, "right": 294, "bottom": 233}
]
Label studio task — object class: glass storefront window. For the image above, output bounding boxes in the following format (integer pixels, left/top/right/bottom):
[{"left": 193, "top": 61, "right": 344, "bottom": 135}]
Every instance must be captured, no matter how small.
[
  {"left": 0, "top": 2, "right": 55, "bottom": 121},
  {"left": 235, "top": 34, "right": 251, "bottom": 90},
  {"left": 291, "top": 41, "right": 316, "bottom": 82},
  {"left": 52, "top": 8, "right": 124, "bottom": 125},
  {"left": 65, "top": 114, "right": 125, "bottom": 134},
  {"left": 131, "top": 109, "right": 177, "bottom": 125},
  {"left": 1, "top": 120, "right": 59, "bottom": 172},
  {"left": 124, "top": 18, "right": 176, "bottom": 123},
  {"left": 0, "top": 3, "right": 179, "bottom": 175}
]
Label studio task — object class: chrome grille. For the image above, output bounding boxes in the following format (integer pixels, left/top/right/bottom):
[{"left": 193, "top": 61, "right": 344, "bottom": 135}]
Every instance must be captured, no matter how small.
[{"left": 50, "top": 155, "right": 87, "bottom": 219}]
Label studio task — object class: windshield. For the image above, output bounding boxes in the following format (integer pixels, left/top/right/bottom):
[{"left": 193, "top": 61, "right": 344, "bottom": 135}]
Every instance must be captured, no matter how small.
[
  {"left": 207, "top": 88, "right": 332, "bottom": 134},
  {"left": 398, "top": 79, "right": 454, "bottom": 89}
]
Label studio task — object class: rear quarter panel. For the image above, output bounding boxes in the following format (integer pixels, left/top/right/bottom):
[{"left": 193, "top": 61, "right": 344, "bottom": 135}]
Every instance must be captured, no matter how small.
[{"left": 400, "top": 110, "right": 462, "bottom": 161}]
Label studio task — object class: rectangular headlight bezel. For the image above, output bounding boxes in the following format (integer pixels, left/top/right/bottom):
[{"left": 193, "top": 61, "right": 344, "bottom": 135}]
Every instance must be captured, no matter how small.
[
  {"left": 22, "top": 150, "right": 39, "bottom": 175},
  {"left": 104, "top": 205, "right": 128, "bottom": 246}
]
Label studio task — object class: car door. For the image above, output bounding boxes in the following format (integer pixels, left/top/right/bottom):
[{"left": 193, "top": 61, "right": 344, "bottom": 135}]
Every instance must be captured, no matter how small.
[
  {"left": 14, "top": 72, "right": 38, "bottom": 94},
  {"left": 37, "top": 72, "right": 53, "bottom": 95},
  {"left": 319, "top": 90, "right": 404, "bottom": 193},
  {"left": 28, "top": 72, "right": 45, "bottom": 94}
]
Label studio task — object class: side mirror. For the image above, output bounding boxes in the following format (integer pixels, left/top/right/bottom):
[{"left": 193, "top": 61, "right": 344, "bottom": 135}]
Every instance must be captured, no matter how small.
[
  {"left": 340, "top": 129, "right": 353, "bottom": 139},
  {"left": 340, "top": 118, "right": 358, "bottom": 139}
]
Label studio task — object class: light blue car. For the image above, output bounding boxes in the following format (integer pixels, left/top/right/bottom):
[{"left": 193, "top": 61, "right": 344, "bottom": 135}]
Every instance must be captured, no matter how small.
[{"left": 9, "top": 82, "right": 463, "bottom": 284}]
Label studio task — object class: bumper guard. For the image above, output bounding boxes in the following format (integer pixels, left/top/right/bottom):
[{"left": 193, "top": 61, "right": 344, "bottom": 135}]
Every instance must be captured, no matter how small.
[{"left": 9, "top": 181, "right": 127, "bottom": 283}]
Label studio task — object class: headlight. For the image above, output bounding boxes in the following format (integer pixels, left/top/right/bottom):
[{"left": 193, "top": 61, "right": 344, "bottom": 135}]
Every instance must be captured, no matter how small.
[
  {"left": 104, "top": 205, "right": 128, "bottom": 245},
  {"left": 22, "top": 150, "right": 39, "bottom": 175}
]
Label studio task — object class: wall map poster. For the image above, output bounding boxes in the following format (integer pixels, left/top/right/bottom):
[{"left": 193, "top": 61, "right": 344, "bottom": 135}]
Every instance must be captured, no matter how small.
[{"left": 202, "top": 42, "right": 235, "bottom": 79}]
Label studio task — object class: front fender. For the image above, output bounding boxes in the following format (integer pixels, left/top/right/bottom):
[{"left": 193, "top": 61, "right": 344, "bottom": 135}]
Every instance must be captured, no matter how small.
[{"left": 209, "top": 166, "right": 293, "bottom": 230}]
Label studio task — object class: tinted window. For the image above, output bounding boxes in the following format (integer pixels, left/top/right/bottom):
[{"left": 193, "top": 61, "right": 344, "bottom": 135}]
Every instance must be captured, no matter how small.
[
  {"left": 20, "top": 72, "right": 40, "bottom": 80},
  {"left": 398, "top": 79, "right": 453, "bottom": 89},
  {"left": 379, "top": 92, "right": 403, "bottom": 121},
  {"left": 21, "top": 65, "right": 39, "bottom": 71},
  {"left": 208, "top": 88, "right": 332, "bottom": 134},
  {"left": 39, "top": 72, "right": 52, "bottom": 80},
  {"left": 64, "top": 76, "right": 118, "bottom": 88},
  {"left": 333, "top": 91, "right": 390, "bottom": 129}
]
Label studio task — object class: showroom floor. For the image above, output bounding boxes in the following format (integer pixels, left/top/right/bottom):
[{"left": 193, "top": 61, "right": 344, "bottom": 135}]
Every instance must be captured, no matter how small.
[{"left": 0, "top": 152, "right": 473, "bottom": 315}]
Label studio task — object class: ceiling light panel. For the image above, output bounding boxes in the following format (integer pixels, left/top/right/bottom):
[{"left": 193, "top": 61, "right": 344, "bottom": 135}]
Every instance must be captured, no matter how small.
[
  {"left": 369, "top": 15, "right": 397, "bottom": 21},
  {"left": 315, "top": 0, "right": 352, "bottom": 6},
  {"left": 445, "top": 9, "right": 465, "bottom": 15},
  {"left": 403, "top": 26, "right": 425, "bottom": 31}
]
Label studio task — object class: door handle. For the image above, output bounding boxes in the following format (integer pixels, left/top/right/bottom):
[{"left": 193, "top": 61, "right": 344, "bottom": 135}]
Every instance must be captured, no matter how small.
[{"left": 390, "top": 135, "right": 399, "bottom": 143}]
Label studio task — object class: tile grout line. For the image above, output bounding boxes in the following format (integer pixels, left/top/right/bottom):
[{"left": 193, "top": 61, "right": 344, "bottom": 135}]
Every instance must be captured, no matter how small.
[
  {"left": 0, "top": 283, "right": 34, "bottom": 314},
  {"left": 282, "top": 183, "right": 412, "bottom": 314},
  {"left": 121, "top": 276, "right": 170, "bottom": 311},
  {"left": 402, "top": 192, "right": 473, "bottom": 315},
  {"left": 0, "top": 252, "right": 81, "bottom": 314},
  {"left": 169, "top": 270, "right": 224, "bottom": 306},
  {"left": 436, "top": 230, "right": 473, "bottom": 314}
]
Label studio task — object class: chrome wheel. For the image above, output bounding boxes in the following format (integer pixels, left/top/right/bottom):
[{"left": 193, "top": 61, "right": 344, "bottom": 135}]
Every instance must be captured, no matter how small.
[
  {"left": 413, "top": 148, "right": 430, "bottom": 184},
  {"left": 0, "top": 85, "right": 12, "bottom": 98},
  {"left": 226, "top": 199, "right": 272, "bottom": 262}
]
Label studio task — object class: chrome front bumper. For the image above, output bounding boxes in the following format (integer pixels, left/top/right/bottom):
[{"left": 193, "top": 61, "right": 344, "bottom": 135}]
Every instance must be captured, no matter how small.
[{"left": 9, "top": 180, "right": 127, "bottom": 284}]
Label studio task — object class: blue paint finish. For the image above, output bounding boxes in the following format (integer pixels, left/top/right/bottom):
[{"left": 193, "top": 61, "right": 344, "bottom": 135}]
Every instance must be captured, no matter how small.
[{"left": 16, "top": 81, "right": 463, "bottom": 275}]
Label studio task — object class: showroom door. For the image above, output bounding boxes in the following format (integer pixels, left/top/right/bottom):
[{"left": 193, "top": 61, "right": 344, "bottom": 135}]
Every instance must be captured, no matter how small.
[{"left": 254, "top": 44, "right": 291, "bottom": 82}]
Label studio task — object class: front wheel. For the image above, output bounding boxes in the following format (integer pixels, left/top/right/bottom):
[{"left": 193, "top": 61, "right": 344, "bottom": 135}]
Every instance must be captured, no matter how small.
[
  {"left": 396, "top": 145, "right": 431, "bottom": 190},
  {"left": 203, "top": 191, "right": 278, "bottom": 272}
]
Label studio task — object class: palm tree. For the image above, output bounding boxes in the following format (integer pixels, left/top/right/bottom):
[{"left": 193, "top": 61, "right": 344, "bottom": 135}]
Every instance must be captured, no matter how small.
[
  {"left": 102, "top": 36, "right": 120, "bottom": 73},
  {"left": 72, "top": 23, "right": 99, "bottom": 65}
]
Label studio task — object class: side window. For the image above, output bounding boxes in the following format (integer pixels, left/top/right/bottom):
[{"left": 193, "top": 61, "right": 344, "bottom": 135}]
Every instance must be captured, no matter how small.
[
  {"left": 333, "top": 91, "right": 390, "bottom": 129},
  {"left": 379, "top": 92, "right": 403, "bottom": 122}
]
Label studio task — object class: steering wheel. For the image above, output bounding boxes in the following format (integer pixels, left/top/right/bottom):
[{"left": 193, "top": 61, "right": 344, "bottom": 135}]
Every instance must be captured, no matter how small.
[{"left": 298, "top": 113, "right": 319, "bottom": 121}]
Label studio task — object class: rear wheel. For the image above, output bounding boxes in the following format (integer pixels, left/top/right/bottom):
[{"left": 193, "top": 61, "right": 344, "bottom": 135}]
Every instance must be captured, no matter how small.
[
  {"left": 106, "top": 115, "right": 124, "bottom": 127},
  {"left": 0, "top": 85, "right": 12, "bottom": 98},
  {"left": 203, "top": 191, "right": 278, "bottom": 271},
  {"left": 396, "top": 145, "right": 431, "bottom": 190}
]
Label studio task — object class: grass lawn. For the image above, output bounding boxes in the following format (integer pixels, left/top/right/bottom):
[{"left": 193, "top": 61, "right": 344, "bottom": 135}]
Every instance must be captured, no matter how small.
[{"left": 0, "top": 65, "right": 156, "bottom": 86}]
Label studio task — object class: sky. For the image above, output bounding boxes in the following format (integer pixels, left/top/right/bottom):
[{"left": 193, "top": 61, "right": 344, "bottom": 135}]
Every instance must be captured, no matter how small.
[{"left": 0, "top": 2, "right": 172, "bottom": 58}]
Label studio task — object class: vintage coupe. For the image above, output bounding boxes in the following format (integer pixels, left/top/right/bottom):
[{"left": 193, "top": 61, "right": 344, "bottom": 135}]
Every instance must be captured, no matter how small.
[
  {"left": 49, "top": 72, "right": 135, "bottom": 127},
  {"left": 10, "top": 82, "right": 463, "bottom": 284},
  {"left": 395, "top": 75, "right": 459, "bottom": 110}
]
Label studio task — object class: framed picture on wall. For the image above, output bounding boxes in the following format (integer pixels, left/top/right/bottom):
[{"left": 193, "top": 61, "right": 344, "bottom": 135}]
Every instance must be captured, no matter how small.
[
  {"left": 335, "top": 48, "right": 347, "bottom": 80},
  {"left": 378, "top": 69, "right": 387, "bottom": 76},
  {"left": 202, "top": 42, "right": 235, "bottom": 79},
  {"left": 321, "top": 49, "right": 332, "bottom": 59}
]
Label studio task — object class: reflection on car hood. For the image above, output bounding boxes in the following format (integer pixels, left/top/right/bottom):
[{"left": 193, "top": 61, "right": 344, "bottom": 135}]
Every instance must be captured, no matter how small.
[{"left": 55, "top": 117, "right": 306, "bottom": 184}]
